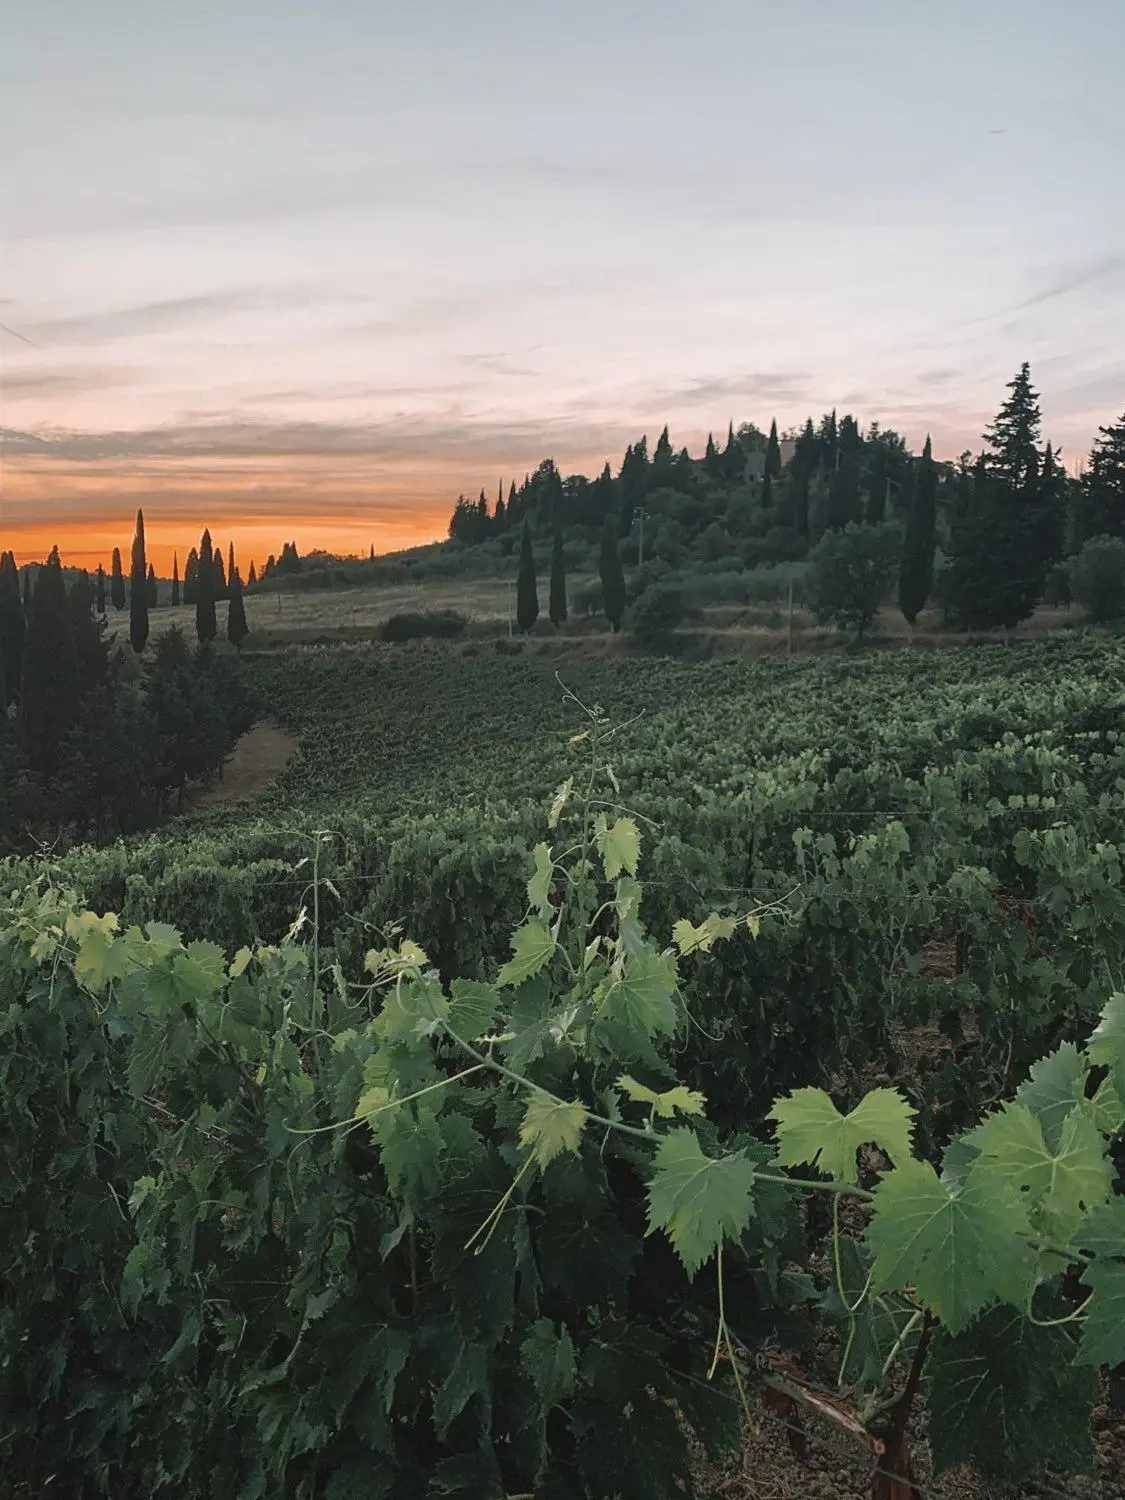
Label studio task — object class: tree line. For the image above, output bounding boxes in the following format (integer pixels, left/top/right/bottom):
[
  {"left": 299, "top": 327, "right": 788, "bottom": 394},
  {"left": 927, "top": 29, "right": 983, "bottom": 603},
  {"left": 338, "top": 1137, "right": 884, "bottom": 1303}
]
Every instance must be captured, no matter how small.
[
  {"left": 0, "top": 512, "right": 260, "bottom": 855},
  {"left": 447, "top": 366, "right": 1125, "bottom": 636}
]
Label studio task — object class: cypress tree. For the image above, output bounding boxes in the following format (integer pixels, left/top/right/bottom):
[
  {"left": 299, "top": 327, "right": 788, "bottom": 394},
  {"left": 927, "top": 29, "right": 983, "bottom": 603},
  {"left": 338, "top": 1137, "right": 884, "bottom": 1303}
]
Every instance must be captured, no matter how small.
[
  {"left": 0, "top": 551, "right": 25, "bottom": 707},
  {"left": 129, "top": 508, "right": 149, "bottom": 653},
  {"left": 184, "top": 548, "right": 199, "bottom": 605},
  {"left": 247, "top": 560, "right": 257, "bottom": 588},
  {"left": 110, "top": 547, "right": 126, "bottom": 609},
  {"left": 703, "top": 432, "right": 720, "bottom": 479},
  {"left": 898, "top": 436, "right": 938, "bottom": 623},
  {"left": 227, "top": 567, "right": 248, "bottom": 652},
  {"left": 761, "top": 470, "right": 774, "bottom": 516},
  {"left": 599, "top": 517, "right": 626, "bottom": 632},
  {"left": 516, "top": 521, "right": 538, "bottom": 633},
  {"left": 95, "top": 562, "right": 106, "bottom": 615},
  {"left": 196, "top": 530, "right": 216, "bottom": 644},
  {"left": 20, "top": 546, "right": 76, "bottom": 775},
  {"left": 171, "top": 553, "right": 180, "bottom": 605},
  {"left": 765, "top": 418, "right": 782, "bottom": 478},
  {"left": 228, "top": 540, "right": 236, "bottom": 591},
  {"left": 147, "top": 563, "right": 157, "bottom": 607},
  {"left": 22, "top": 568, "right": 32, "bottom": 612},
  {"left": 721, "top": 422, "right": 743, "bottom": 482},
  {"left": 68, "top": 569, "right": 106, "bottom": 685},
  {"left": 213, "top": 545, "right": 227, "bottom": 601},
  {"left": 549, "top": 526, "right": 568, "bottom": 626}
]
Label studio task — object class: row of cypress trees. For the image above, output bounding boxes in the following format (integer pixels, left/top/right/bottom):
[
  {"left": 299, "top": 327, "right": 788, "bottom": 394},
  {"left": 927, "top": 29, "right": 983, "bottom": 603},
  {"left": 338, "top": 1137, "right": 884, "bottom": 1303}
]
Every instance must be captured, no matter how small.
[{"left": 514, "top": 516, "right": 626, "bottom": 633}]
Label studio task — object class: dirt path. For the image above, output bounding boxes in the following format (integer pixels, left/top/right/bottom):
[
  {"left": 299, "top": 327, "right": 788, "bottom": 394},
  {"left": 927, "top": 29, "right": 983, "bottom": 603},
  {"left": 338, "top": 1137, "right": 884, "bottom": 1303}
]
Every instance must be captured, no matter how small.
[{"left": 189, "top": 722, "right": 299, "bottom": 810}]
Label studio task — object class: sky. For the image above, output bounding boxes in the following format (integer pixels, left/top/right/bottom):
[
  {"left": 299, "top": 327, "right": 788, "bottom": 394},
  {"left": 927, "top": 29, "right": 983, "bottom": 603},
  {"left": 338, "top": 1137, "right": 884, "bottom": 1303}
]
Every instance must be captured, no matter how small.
[{"left": 2, "top": 0, "right": 1125, "bottom": 572}]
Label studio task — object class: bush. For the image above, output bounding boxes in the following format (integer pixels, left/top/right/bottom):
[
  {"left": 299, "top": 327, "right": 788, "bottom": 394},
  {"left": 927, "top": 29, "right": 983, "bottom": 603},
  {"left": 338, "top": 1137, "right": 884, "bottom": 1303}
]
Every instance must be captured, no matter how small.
[
  {"left": 573, "top": 582, "right": 604, "bottom": 617},
  {"left": 1067, "top": 536, "right": 1125, "bottom": 623},
  {"left": 380, "top": 610, "right": 467, "bottom": 643},
  {"left": 807, "top": 522, "right": 901, "bottom": 639},
  {"left": 628, "top": 580, "right": 696, "bottom": 640}
]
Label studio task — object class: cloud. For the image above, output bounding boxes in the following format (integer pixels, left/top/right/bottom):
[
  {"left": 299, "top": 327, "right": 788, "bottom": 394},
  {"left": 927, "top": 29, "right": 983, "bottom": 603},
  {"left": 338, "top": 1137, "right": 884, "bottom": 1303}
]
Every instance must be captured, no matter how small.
[
  {"left": 0, "top": 365, "right": 144, "bottom": 400},
  {"left": 1007, "top": 252, "right": 1125, "bottom": 315}
]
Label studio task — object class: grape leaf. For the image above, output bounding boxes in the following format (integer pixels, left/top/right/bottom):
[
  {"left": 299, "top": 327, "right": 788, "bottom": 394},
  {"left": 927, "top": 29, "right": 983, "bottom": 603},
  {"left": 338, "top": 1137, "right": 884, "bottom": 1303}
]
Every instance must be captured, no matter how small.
[
  {"left": 597, "top": 950, "right": 679, "bottom": 1041},
  {"left": 928, "top": 1306, "right": 1096, "bottom": 1481},
  {"left": 1092, "top": 1074, "right": 1125, "bottom": 1136},
  {"left": 519, "top": 1093, "right": 587, "bottom": 1167},
  {"left": 375, "top": 974, "right": 449, "bottom": 1045},
  {"left": 769, "top": 1086, "right": 916, "bottom": 1185},
  {"left": 1013, "top": 1042, "right": 1087, "bottom": 1150},
  {"left": 520, "top": 1318, "right": 576, "bottom": 1407},
  {"left": 616, "top": 1074, "right": 706, "bottom": 1119},
  {"left": 547, "top": 776, "right": 573, "bottom": 830},
  {"left": 372, "top": 1102, "right": 445, "bottom": 1202},
  {"left": 866, "top": 1157, "right": 1034, "bottom": 1332},
  {"left": 432, "top": 1337, "right": 488, "bottom": 1438},
  {"left": 447, "top": 979, "right": 498, "bottom": 1038},
  {"left": 527, "top": 843, "right": 554, "bottom": 919},
  {"left": 671, "top": 914, "right": 737, "bottom": 956},
  {"left": 1087, "top": 990, "right": 1125, "bottom": 1078},
  {"left": 497, "top": 921, "right": 556, "bottom": 988},
  {"left": 596, "top": 816, "right": 641, "bottom": 880},
  {"left": 646, "top": 1127, "right": 756, "bottom": 1277},
  {"left": 1076, "top": 1197, "right": 1125, "bottom": 1367},
  {"left": 965, "top": 1102, "right": 1112, "bottom": 1244},
  {"left": 73, "top": 917, "right": 130, "bottom": 993}
]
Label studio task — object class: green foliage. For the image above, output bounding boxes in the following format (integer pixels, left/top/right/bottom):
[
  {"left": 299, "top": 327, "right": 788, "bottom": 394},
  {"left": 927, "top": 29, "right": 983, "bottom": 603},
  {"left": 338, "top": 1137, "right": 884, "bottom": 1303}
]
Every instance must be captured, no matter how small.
[
  {"left": 549, "top": 525, "right": 568, "bottom": 626},
  {"left": 196, "top": 528, "right": 217, "bottom": 645},
  {"left": 0, "top": 548, "right": 24, "bottom": 707},
  {"left": 130, "top": 508, "right": 149, "bottom": 653},
  {"left": 898, "top": 435, "right": 937, "bottom": 623},
  {"left": 1068, "top": 534, "right": 1125, "bottom": 622},
  {"left": 807, "top": 521, "right": 900, "bottom": 637},
  {"left": 380, "top": 609, "right": 466, "bottom": 643},
  {"left": 227, "top": 567, "right": 249, "bottom": 650},
  {"left": 628, "top": 579, "right": 693, "bottom": 641},
  {"left": 516, "top": 519, "right": 539, "bottom": 633},
  {"left": 598, "top": 519, "right": 626, "bottom": 631}
]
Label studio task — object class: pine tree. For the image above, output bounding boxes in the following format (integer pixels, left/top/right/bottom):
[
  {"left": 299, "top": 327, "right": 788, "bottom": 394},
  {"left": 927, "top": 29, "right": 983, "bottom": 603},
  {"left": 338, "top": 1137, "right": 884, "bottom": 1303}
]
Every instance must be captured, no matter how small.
[
  {"left": 110, "top": 547, "right": 126, "bottom": 609},
  {"left": 516, "top": 521, "right": 538, "bottom": 633},
  {"left": 599, "top": 517, "right": 626, "bottom": 632},
  {"left": 765, "top": 418, "right": 782, "bottom": 478},
  {"left": 20, "top": 546, "right": 76, "bottom": 775},
  {"left": 549, "top": 526, "right": 568, "bottom": 626},
  {"left": 1074, "top": 411, "right": 1125, "bottom": 546},
  {"left": 0, "top": 551, "right": 24, "bottom": 707},
  {"left": 898, "top": 436, "right": 938, "bottom": 623},
  {"left": 227, "top": 567, "right": 248, "bottom": 652},
  {"left": 147, "top": 563, "right": 157, "bottom": 608},
  {"left": 171, "top": 553, "right": 181, "bottom": 605},
  {"left": 184, "top": 548, "right": 200, "bottom": 605},
  {"left": 984, "top": 361, "right": 1042, "bottom": 484},
  {"left": 129, "top": 508, "right": 149, "bottom": 653},
  {"left": 196, "top": 530, "right": 216, "bottom": 644},
  {"left": 95, "top": 563, "right": 106, "bottom": 615}
]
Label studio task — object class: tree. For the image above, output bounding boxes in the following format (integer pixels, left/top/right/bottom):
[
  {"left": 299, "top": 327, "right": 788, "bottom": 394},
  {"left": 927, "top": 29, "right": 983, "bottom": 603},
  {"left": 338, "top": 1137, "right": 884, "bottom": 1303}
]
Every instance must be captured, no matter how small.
[
  {"left": 20, "top": 546, "right": 76, "bottom": 775},
  {"left": 213, "top": 546, "right": 227, "bottom": 601},
  {"left": 808, "top": 522, "right": 901, "bottom": 639},
  {"left": 984, "top": 361, "right": 1041, "bottom": 484},
  {"left": 549, "top": 526, "right": 568, "bottom": 627},
  {"left": 171, "top": 553, "right": 180, "bottom": 606},
  {"left": 147, "top": 563, "right": 157, "bottom": 608},
  {"left": 184, "top": 548, "right": 200, "bottom": 605},
  {"left": 516, "top": 521, "right": 538, "bottom": 633},
  {"left": 1074, "top": 411, "right": 1125, "bottom": 546},
  {"left": 721, "top": 422, "right": 743, "bottom": 483},
  {"left": 826, "top": 454, "right": 863, "bottom": 530},
  {"left": 599, "top": 518, "right": 626, "bottom": 632},
  {"left": 0, "top": 551, "right": 25, "bottom": 708},
  {"left": 765, "top": 418, "right": 782, "bottom": 478},
  {"left": 227, "top": 542, "right": 236, "bottom": 593},
  {"left": 67, "top": 570, "right": 107, "bottom": 686},
  {"left": 1068, "top": 536, "right": 1125, "bottom": 622},
  {"left": 227, "top": 567, "right": 249, "bottom": 651},
  {"left": 898, "top": 436, "right": 938, "bottom": 623},
  {"left": 196, "top": 530, "right": 216, "bottom": 644},
  {"left": 247, "top": 560, "right": 257, "bottom": 588},
  {"left": 703, "top": 433, "right": 721, "bottom": 480},
  {"left": 129, "top": 509, "right": 149, "bottom": 653},
  {"left": 95, "top": 563, "right": 106, "bottom": 615},
  {"left": 110, "top": 547, "right": 126, "bottom": 610}
]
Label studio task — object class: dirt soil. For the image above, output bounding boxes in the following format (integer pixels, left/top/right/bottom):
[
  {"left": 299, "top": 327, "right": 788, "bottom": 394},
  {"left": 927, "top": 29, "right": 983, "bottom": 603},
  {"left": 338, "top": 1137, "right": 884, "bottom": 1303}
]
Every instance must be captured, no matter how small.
[{"left": 188, "top": 722, "right": 299, "bottom": 810}]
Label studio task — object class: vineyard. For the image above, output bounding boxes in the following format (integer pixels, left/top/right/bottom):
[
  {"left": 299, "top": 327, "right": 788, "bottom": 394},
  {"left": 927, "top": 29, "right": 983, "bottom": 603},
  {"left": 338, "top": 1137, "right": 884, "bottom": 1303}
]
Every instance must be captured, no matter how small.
[{"left": 3, "top": 634, "right": 1125, "bottom": 1497}]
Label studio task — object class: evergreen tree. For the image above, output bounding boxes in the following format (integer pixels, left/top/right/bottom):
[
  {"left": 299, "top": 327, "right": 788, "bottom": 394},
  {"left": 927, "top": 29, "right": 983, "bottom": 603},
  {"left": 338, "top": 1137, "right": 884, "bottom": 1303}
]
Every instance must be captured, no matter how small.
[
  {"left": 227, "top": 567, "right": 249, "bottom": 652},
  {"left": 184, "top": 548, "right": 200, "bottom": 605},
  {"left": 369, "top": 544, "right": 375, "bottom": 561},
  {"left": 549, "top": 526, "right": 567, "bottom": 626},
  {"left": 22, "top": 568, "right": 31, "bottom": 612},
  {"left": 618, "top": 437, "right": 649, "bottom": 535},
  {"left": 0, "top": 551, "right": 25, "bottom": 707},
  {"left": 898, "top": 436, "right": 938, "bottom": 623},
  {"left": 1074, "top": 412, "right": 1125, "bottom": 547},
  {"left": 213, "top": 546, "right": 227, "bottom": 601},
  {"left": 129, "top": 509, "right": 149, "bottom": 653},
  {"left": 147, "top": 563, "right": 157, "bottom": 608},
  {"left": 110, "top": 547, "right": 126, "bottom": 609},
  {"left": 228, "top": 541, "right": 236, "bottom": 593},
  {"left": 95, "top": 563, "right": 106, "bottom": 615},
  {"left": 826, "top": 455, "right": 862, "bottom": 530},
  {"left": 703, "top": 432, "right": 721, "bottom": 479},
  {"left": 67, "top": 569, "right": 107, "bottom": 685},
  {"left": 247, "top": 560, "right": 258, "bottom": 588},
  {"left": 761, "top": 470, "right": 773, "bottom": 517},
  {"left": 196, "top": 530, "right": 216, "bottom": 644},
  {"left": 765, "top": 418, "right": 782, "bottom": 478},
  {"left": 516, "top": 521, "right": 538, "bottom": 633},
  {"left": 20, "top": 546, "right": 76, "bottom": 776},
  {"left": 721, "top": 422, "right": 743, "bottom": 482},
  {"left": 599, "top": 517, "right": 626, "bottom": 632},
  {"left": 171, "top": 553, "right": 180, "bottom": 605},
  {"left": 792, "top": 419, "right": 818, "bottom": 535},
  {"left": 984, "top": 361, "right": 1042, "bottom": 484}
]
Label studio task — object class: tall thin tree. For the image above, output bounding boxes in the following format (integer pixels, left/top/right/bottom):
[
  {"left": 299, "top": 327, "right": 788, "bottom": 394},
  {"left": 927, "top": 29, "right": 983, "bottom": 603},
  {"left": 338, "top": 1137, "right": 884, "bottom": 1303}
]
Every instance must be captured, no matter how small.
[
  {"left": 599, "top": 517, "right": 626, "bottom": 633},
  {"left": 0, "top": 550, "right": 24, "bottom": 707},
  {"left": 95, "top": 562, "right": 106, "bottom": 615},
  {"left": 516, "top": 520, "right": 539, "bottom": 633},
  {"left": 129, "top": 508, "right": 149, "bottom": 653},
  {"left": 898, "top": 436, "right": 938, "bottom": 624},
  {"left": 171, "top": 552, "right": 180, "bottom": 605},
  {"left": 196, "top": 530, "right": 216, "bottom": 644},
  {"left": 227, "top": 566, "right": 248, "bottom": 652},
  {"left": 549, "top": 526, "right": 568, "bottom": 627},
  {"left": 110, "top": 547, "right": 126, "bottom": 609}
]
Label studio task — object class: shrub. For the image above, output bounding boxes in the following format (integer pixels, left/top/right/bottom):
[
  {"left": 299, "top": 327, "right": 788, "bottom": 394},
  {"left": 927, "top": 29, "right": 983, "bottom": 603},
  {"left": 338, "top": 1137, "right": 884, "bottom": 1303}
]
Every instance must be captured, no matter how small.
[
  {"left": 807, "top": 522, "right": 901, "bottom": 639},
  {"left": 1067, "top": 536, "right": 1125, "bottom": 623},
  {"left": 628, "top": 580, "right": 696, "bottom": 641},
  {"left": 380, "top": 610, "right": 467, "bottom": 643},
  {"left": 573, "top": 582, "right": 604, "bottom": 617}
]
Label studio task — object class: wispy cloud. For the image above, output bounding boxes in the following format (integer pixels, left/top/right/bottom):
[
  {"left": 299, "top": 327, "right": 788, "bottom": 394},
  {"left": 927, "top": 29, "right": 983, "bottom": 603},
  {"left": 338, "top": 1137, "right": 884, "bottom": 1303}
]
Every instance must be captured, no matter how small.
[{"left": 1007, "top": 252, "right": 1125, "bottom": 315}]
